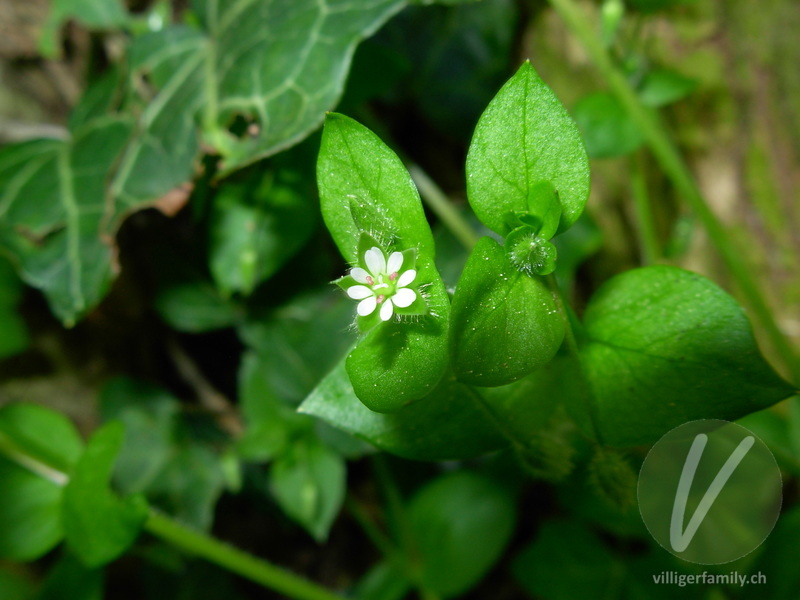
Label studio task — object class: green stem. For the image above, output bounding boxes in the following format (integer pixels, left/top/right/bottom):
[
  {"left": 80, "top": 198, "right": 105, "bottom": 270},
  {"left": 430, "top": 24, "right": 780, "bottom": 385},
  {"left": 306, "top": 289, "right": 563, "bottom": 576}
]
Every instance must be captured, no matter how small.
[
  {"left": 144, "top": 512, "right": 343, "bottom": 600},
  {"left": 547, "top": 0, "right": 800, "bottom": 384},
  {"left": 344, "top": 495, "right": 398, "bottom": 560},
  {"left": 408, "top": 164, "right": 481, "bottom": 251},
  {"left": 0, "top": 440, "right": 343, "bottom": 600},
  {"left": 630, "top": 152, "right": 660, "bottom": 265}
]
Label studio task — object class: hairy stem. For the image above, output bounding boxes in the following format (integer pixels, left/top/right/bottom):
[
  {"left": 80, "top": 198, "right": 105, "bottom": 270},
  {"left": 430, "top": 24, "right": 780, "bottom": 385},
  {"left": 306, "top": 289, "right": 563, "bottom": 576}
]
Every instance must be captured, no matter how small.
[{"left": 547, "top": 0, "right": 800, "bottom": 384}]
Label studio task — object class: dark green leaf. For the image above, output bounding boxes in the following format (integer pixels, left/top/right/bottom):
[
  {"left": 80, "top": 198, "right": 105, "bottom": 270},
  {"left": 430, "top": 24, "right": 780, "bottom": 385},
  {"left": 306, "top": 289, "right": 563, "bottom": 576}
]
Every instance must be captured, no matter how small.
[
  {"left": 154, "top": 280, "right": 243, "bottom": 333},
  {"left": 100, "top": 378, "right": 180, "bottom": 494},
  {"left": 269, "top": 437, "right": 345, "bottom": 542},
  {"left": 409, "top": 471, "right": 516, "bottom": 597},
  {"left": 578, "top": 266, "right": 795, "bottom": 446},
  {"left": 0, "top": 458, "right": 63, "bottom": 561},
  {"left": 353, "top": 562, "right": 411, "bottom": 600},
  {"left": 317, "top": 114, "right": 450, "bottom": 411},
  {"left": 62, "top": 422, "right": 149, "bottom": 566},
  {"left": 450, "top": 237, "right": 564, "bottom": 386},
  {"left": 573, "top": 92, "right": 644, "bottom": 159},
  {"left": 512, "top": 520, "right": 621, "bottom": 600},
  {"left": 0, "top": 567, "right": 33, "bottom": 600},
  {"left": 209, "top": 169, "right": 316, "bottom": 296},
  {"left": 466, "top": 61, "right": 590, "bottom": 236},
  {"left": 37, "top": 554, "right": 104, "bottom": 600},
  {"left": 0, "top": 258, "right": 29, "bottom": 359},
  {"left": 146, "top": 445, "right": 225, "bottom": 531},
  {"left": 299, "top": 360, "right": 506, "bottom": 461},
  {"left": 0, "top": 403, "right": 83, "bottom": 474}
]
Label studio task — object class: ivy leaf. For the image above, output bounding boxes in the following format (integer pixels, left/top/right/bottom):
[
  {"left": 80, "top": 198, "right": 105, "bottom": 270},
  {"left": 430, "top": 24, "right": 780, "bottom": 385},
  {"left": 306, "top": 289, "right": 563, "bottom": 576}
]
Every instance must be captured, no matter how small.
[
  {"left": 269, "top": 437, "right": 346, "bottom": 542},
  {"left": 317, "top": 114, "right": 450, "bottom": 411},
  {"left": 578, "top": 266, "right": 796, "bottom": 446},
  {"left": 450, "top": 237, "right": 564, "bottom": 387},
  {"left": 0, "top": 123, "right": 132, "bottom": 326},
  {"left": 62, "top": 422, "right": 149, "bottom": 567},
  {"left": 0, "top": 0, "right": 408, "bottom": 324},
  {"left": 409, "top": 472, "right": 516, "bottom": 598},
  {"left": 466, "top": 61, "right": 590, "bottom": 237}
]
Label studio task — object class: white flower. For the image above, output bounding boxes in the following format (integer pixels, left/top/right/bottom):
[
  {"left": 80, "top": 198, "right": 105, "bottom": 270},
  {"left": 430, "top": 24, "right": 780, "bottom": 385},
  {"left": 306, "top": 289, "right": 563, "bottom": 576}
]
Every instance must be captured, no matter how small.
[{"left": 345, "top": 246, "right": 417, "bottom": 321}]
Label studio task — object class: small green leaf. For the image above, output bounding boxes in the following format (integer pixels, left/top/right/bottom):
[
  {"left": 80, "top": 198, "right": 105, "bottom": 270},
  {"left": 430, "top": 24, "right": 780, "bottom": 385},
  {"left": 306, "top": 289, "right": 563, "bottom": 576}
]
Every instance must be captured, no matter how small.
[
  {"left": 466, "top": 61, "right": 590, "bottom": 236},
  {"left": 409, "top": 472, "right": 516, "bottom": 598},
  {"left": 0, "top": 458, "right": 63, "bottom": 562},
  {"left": 573, "top": 92, "right": 644, "bottom": 159},
  {"left": 512, "top": 520, "right": 620, "bottom": 600},
  {"left": 100, "top": 378, "right": 180, "bottom": 494},
  {"left": 62, "top": 422, "right": 149, "bottom": 567},
  {"left": 637, "top": 68, "right": 696, "bottom": 107},
  {"left": 299, "top": 361, "right": 506, "bottom": 460},
  {"left": 209, "top": 169, "right": 316, "bottom": 296},
  {"left": 450, "top": 237, "right": 564, "bottom": 387},
  {"left": 578, "top": 266, "right": 796, "bottom": 446},
  {"left": 145, "top": 445, "right": 225, "bottom": 531},
  {"left": 40, "top": 0, "right": 128, "bottom": 57},
  {"left": 154, "top": 280, "right": 242, "bottom": 333},
  {"left": 269, "top": 437, "right": 345, "bottom": 542},
  {"left": 317, "top": 114, "right": 450, "bottom": 411},
  {"left": 353, "top": 562, "right": 411, "bottom": 600},
  {"left": 0, "top": 403, "right": 83, "bottom": 474}
]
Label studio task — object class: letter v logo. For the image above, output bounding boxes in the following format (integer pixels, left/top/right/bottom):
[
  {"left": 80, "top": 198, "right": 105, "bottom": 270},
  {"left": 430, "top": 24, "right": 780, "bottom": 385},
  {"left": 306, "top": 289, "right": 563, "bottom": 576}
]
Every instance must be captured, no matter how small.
[{"left": 669, "top": 433, "right": 755, "bottom": 552}]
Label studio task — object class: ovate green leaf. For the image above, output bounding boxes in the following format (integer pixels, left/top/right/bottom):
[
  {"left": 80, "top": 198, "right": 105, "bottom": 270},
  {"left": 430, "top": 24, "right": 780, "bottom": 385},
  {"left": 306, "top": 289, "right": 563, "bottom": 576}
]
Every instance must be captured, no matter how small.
[
  {"left": 466, "top": 61, "right": 590, "bottom": 236},
  {"left": 450, "top": 237, "right": 564, "bottom": 386},
  {"left": 579, "top": 266, "right": 795, "bottom": 446},
  {"left": 317, "top": 114, "right": 450, "bottom": 411},
  {"left": 409, "top": 472, "right": 516, "bottom": 598}
]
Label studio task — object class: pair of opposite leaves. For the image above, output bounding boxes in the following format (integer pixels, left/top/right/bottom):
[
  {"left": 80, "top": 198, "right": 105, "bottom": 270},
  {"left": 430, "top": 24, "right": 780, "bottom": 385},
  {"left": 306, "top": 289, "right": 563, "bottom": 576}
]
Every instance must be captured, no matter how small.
[{"left": 318, "top": 62, "right": 590, "bottom": 413}]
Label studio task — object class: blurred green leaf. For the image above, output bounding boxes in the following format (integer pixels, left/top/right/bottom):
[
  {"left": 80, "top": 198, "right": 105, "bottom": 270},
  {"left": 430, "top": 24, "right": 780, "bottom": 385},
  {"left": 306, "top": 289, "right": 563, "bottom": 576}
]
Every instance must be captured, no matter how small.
[
  {"left": 40, "top": 0, "right": 128, "bottom": 57},
  {"left": 466, "top": 61, "right": 590, "bottom": 236},
  {"left": 269, "top": 436, "right": 345, "bottom": 542},
  {"left": 209, "top": 169, "right": 316, "bottom": 296},
  {"left": 573, "top": 92, "right": 644, "bottom": 159},
  {"left": 317, "top": 114, "right": 450, "bottom": 411},
  {"left": 552, "top": 213, "right": 603, "bottom": 291},
  {"left": 100, "top": 378, "right": 180, "bottom": 494},
  {"left": 578, "top": 266, "right": 795, "bottom": 446},
  {"left": 0, "top": 403, "right": 83, "bottom": 474},
  {"left": 0, "top": 458, "right": 63, "bottom": 562},
  {"left": 513, "top": 520, "right": 621, "bottom": 600},
  {"left": 751, "top": 504, "right": 800, "bottom": 600},
  {"left": 154, "top": 280, "right": 243, "bottom": 333},
  {"left": 409, "top": 471, "right": 516, "bottom": 597},
  {"left": 62, "top": 422, "right": 149, "bottom": 566},
  {"left": 637, "top": 68, "right": 696, "bottom": 107},
  {"left": 450, "top": 237, "right": 564, "bottom": 386},
  {"left": 147, "top": 445, "right": 225, "bottom": 531},
  {"left": 353, "top": 562, "right": 411, "bottom": 600},
  {"left": 0, "top": 258, "right": 29, "bottom": 359},
  {"left": 37, "top": 553, "right": 104, "bottom": 600},
  {"left": 0, "top": 567, "right": 33, "bottom": 600}
]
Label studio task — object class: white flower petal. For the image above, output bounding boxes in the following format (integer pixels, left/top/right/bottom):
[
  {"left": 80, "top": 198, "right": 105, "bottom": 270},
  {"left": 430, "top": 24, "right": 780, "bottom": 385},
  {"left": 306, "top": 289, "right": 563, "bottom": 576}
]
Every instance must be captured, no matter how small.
[
  {"left": 365, "top": 247, "right": 386, "bottom": 275},
  {"left": 379, "top": 299, "right": 394, "bottom": 321},
  {"left": 392, "top": 288, "right": 416, "bottom": 308},
  {"left": 347, "top": 285, "right": 372, "bottom": 300},
  {"left": 357, "top": 296, "right": 377, "bottom": 316},
  {"left": 350, "top": 267, "right": 370, "bottom": 283},
  {"left": 386, "top": 251, "right": 403, "bottom": 274},
  {"left": 397, "top": 269, "right": 416, "bottom": 287}
]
